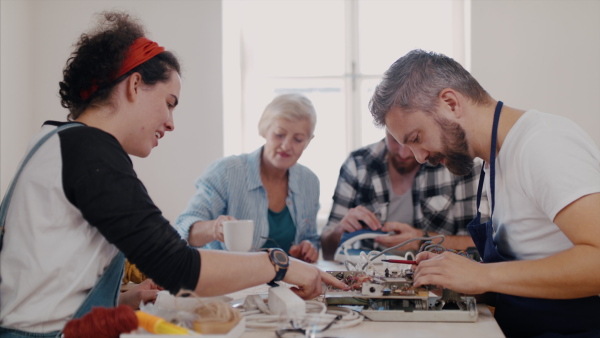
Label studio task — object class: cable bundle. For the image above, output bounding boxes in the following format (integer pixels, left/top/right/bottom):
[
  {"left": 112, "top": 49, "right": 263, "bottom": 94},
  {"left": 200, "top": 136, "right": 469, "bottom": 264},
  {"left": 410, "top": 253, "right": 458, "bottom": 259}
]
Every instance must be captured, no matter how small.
[
  {"left": 238, "top": 299, "right": 363, "bottom": 331},
  {"left": 355, "top": 235, "right": 446, "bottom": 270}
]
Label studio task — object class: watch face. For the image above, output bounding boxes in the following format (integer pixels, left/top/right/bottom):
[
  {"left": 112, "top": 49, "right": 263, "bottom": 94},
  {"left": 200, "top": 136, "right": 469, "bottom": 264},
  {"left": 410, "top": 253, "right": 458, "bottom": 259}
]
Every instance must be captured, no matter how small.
[{"left": 272, "top": 249, "right": 290, "bottom": 267}]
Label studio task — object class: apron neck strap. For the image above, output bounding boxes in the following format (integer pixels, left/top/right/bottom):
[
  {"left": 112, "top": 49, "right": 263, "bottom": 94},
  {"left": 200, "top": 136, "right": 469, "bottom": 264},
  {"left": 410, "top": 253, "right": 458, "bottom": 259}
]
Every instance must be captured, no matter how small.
[{"left": 487, "top": 100, "right": 503, "bottom": 213}]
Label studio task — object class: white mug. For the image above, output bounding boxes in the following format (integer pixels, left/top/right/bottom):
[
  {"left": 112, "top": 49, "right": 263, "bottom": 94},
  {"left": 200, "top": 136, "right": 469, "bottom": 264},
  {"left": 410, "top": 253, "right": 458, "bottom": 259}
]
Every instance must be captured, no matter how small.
[{"left": 223, "top": 220, "right": 255, "bottom": 252}]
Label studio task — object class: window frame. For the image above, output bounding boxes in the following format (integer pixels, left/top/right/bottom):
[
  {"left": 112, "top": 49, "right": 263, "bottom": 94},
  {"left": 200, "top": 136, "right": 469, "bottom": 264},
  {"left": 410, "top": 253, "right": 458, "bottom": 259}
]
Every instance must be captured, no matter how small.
[{"left": 222, "top": 0, "right": 470, "bottom": 223}]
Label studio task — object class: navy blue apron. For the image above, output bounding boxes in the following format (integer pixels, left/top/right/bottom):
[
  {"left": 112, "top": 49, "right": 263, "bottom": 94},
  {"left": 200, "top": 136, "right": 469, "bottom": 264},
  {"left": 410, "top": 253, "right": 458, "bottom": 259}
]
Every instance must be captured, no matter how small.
[
  {"left": 467, "top": 101, "right": 600, "bottom": 338},
  {"left": 0, "top": 124, "right": 125, "bottom": 337}
]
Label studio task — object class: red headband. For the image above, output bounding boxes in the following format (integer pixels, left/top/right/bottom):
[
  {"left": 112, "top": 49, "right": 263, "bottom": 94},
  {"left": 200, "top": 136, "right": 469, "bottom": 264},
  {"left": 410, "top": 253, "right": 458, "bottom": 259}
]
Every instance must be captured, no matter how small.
[{"left": 80, "top": 37, "right": 165, "bottom": 100}]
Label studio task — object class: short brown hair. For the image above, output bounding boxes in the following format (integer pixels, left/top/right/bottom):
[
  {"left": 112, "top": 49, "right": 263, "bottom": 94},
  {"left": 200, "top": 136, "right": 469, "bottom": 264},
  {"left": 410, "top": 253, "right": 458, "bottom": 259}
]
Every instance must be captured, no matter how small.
[{"left": 369, "top": 49, "right": 491, "bottom": 127}]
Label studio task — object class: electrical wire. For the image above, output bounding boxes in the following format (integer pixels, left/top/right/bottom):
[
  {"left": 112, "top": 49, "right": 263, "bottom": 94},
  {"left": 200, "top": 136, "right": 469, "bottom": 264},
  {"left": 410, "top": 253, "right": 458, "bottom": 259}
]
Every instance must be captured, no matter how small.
[
  {"left": 238, "top": 300, "right": 363, "bottom": 332},
  {"left": 355, "top": 234, "right": 446, "bottom": 270}
]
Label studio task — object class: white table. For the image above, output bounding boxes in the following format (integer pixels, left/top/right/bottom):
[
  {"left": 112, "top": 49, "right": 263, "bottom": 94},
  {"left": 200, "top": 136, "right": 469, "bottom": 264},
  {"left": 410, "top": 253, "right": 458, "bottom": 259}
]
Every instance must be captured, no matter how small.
[
  {"left": 230, "top": 260, "right": 506, "bottom": 338},
  {"left": 239, "top": 304, "right": 502, "bottom": 338}
]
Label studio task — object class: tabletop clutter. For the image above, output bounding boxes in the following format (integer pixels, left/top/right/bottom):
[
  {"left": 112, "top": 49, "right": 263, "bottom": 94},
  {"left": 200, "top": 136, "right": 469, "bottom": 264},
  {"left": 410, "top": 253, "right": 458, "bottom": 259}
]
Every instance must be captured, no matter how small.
[
  {"left": 124, "top": 291, "right": 243, "bottom": 337},
  {"left": 115, "top": 249, "right": 479, "bottom": 337},
  {"left": 117, "top": 251, "right": 477, "bottom": 337},
  {"left": 62, "top": 290, "right": 244, "bottom": 338},
  {"left": 119, "top": 283, "right": 363, "bottom": 337}
]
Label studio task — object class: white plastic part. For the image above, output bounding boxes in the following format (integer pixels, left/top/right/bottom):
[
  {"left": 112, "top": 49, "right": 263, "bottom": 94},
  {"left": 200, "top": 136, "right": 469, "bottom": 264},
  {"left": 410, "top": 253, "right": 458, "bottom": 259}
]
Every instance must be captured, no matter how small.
[
  {"left": 267, "top": 286, "right": 306, "bottom": 320},
  {"left": 361, "top": 282, "right": 384, "bottom": 296}
]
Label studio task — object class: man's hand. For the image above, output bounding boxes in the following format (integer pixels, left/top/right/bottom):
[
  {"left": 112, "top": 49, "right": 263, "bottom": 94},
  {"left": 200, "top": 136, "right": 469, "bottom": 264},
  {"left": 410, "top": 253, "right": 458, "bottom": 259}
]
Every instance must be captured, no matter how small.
[
  {"left": 337, "top": 205, "right": 382, "bottom": 233},
  {"left": 413, "top": 251, "right": 488, "bottom": 294},
  {"left": 289, "top": 240, "right": 318, "bottom": 263},
  {"left": 375, "top": 222, "right": 423, "bottom": 251},
  {"left": 119, "top": 279, "right": 163, "bottom": 310}
]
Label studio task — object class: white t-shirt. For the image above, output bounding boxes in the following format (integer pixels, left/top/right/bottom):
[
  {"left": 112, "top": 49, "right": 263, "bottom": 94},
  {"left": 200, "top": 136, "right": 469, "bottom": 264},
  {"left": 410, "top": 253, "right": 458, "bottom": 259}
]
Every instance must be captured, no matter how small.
[
  {"left": 0, "top": 125, "right": 117, "bottom": 332},
  {"left": 386, "top": 175, "right": 415, "bottom": 225},
  {"left": 486, "top": 110, "right": 600, "bottom": 261},
  {"left": 1, "top": 123, "right": 199, "bottom": 333}
]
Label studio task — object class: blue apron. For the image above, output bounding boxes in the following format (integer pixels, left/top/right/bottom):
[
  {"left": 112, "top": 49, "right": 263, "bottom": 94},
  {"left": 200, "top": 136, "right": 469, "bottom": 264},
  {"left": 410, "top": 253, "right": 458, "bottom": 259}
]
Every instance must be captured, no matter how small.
[
  {"left": 467, "top": 101, "right": 600, "bottom": 338},
  {"left": 0, "top": 253, "right": 125, "bottom": 338},
  {"left": 0, "top": 124, "right": 125, "bottom": 337}
]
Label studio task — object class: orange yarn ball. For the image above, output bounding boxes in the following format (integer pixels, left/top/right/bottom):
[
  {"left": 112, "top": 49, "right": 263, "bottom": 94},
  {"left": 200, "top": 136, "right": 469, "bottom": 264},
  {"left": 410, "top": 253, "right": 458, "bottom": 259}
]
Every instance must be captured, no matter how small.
[{"left": 63, "top": 305, "right": 138, "bottom": 338}]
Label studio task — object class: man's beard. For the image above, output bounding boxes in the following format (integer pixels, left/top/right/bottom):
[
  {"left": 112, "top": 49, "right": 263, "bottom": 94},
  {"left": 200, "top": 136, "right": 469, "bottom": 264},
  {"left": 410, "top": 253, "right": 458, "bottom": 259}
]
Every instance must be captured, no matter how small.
[
  {"left": 389, "top": 153, "right": 420, "bottom": 175},
  {"left": 429, "top": 116, "right": 474, "bottom": 176}
]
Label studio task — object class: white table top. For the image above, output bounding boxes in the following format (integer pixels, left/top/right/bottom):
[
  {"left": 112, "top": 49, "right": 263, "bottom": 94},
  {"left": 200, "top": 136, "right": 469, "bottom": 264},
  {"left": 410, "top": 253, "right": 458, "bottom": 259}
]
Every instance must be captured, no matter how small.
[
  {"left": 239, "top": 303, "right": 503, "bottom": 338},
  {"left": 230, "top": 260, "right": 506, "bottom": 338}
]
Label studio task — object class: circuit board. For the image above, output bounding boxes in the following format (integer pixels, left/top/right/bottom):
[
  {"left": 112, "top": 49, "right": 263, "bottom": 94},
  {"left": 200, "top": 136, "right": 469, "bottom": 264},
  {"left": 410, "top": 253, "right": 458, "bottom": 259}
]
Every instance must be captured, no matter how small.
[{"left": 325, "top": 269, "right": 478, "bottom": 322}]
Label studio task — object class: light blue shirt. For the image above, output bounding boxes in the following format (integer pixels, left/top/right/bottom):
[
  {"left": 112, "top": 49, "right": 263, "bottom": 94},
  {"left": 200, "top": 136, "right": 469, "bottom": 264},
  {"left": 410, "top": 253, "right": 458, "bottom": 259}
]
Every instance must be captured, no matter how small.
[{"left": 175, "top": 147, "right": 321, "bottom": 250}]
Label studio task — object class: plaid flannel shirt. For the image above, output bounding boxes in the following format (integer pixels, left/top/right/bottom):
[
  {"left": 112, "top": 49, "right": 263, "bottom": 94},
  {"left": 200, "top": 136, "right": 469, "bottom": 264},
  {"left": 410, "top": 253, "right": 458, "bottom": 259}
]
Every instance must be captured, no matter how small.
[{"left": 324, "top": 139, "right": 488, "bottom": 241}]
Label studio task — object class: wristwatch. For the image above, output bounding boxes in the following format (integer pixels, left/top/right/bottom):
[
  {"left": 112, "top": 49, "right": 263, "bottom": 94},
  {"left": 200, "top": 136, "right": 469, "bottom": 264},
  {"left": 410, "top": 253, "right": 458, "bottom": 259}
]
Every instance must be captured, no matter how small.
[{"left": 266, "top": 248, "right": 290, "bottom": 286}]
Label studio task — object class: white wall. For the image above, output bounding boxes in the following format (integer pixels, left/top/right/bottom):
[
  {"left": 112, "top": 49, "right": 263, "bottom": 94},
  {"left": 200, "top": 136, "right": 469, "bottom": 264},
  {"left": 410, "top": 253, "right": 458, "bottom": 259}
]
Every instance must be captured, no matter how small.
[
  {"left": 1, "top": 0, "right": 36, "bottom": 204},
  {"left": 471, "top": 0, "right": 600, "bottom": 147},
  {"left": 2, "top": 0, "right": 599, "bottom": 225},
  {"left": 0, "top": 0, "right": 223, "bottom": 223}
]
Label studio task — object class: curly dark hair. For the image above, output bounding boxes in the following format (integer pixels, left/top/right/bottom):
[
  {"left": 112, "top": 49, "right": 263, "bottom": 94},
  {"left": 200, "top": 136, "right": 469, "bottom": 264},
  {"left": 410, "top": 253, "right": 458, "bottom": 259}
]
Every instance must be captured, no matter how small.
[{"left": 59, "top": 11, "right": 181, "bottom": 120}]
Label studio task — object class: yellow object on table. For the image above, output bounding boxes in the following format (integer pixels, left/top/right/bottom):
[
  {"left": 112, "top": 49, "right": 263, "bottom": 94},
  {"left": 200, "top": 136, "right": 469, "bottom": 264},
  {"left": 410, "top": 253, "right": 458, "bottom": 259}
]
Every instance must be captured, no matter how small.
[
  {"left": 123, "top": 259, "right": 148, "bottom": 284},
  {"left": 135, "top": 311, "right": 193, "bottom": 335}
]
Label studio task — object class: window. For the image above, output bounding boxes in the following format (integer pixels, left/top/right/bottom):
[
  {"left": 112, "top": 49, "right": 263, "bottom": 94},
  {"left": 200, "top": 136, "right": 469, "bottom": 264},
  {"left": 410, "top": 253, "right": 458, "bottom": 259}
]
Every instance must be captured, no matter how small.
[{"left": 223, "top": 0, "right": 469, "bottom": 224}]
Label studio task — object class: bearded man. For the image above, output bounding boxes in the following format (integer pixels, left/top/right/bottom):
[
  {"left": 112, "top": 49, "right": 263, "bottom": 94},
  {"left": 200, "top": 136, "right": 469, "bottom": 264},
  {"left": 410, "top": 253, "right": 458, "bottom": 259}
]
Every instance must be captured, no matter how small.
[
  {"left": 369, "top": 49, "right": 600, "bottom": 338},
  {"left": 321, "top": 131, "right": 486, "bottom": 260}
]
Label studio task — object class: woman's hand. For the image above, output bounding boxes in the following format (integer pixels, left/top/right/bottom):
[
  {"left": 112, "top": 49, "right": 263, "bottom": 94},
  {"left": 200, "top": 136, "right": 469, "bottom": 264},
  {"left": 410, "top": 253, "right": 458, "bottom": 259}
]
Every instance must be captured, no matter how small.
[
  {"left": 284, "top": 258, "right": 347, "bottom": 299},
  {"left": 118, "top": 279, "right": 163, "bottom": 310},
  {"left": 210, "top": 215, "right": 237, "bottom": 242},
  {"left": 289, "top": 240, "right": 318, "bottom": 263},
  {"left": 189, "top": 215, "right": 237, "bottom": 247}
]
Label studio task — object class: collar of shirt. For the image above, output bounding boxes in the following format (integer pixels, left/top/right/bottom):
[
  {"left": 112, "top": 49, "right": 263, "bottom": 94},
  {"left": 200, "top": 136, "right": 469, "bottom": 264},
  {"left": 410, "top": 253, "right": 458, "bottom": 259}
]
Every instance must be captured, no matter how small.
[{"left": 246, "top": 146, "right": 302, "bottom": 196}]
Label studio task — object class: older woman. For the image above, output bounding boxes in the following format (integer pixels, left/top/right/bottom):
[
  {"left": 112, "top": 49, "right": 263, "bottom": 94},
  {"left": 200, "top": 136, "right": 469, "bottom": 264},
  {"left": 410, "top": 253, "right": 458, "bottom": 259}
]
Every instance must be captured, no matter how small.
[{"left": 175, "top": 93, "right": 320, "bottom": 262}]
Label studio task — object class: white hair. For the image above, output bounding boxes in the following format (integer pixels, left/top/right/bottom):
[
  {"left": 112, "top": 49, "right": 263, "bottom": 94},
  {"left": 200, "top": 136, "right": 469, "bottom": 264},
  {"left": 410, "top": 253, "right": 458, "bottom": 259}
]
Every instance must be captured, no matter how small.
[{"left": 258, "top": 93, "right": 317, "bottom": 137}]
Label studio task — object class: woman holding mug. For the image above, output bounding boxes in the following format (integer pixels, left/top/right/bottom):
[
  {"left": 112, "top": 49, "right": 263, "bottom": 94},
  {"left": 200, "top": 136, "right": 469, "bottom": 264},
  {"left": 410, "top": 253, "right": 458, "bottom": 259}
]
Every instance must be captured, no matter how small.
[{"left": 176, "top": 94, "right": 320, "bottom": 262}]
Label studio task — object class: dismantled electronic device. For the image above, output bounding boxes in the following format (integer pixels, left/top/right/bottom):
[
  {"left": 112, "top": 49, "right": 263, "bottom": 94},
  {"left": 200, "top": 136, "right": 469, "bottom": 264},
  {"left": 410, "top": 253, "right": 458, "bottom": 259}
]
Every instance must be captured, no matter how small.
[
  {"left": 333, "top": 230, "right": 407, "bottom": 263},
  {"left": 325, "top": 267, "right": 478, "bottom": 322}
]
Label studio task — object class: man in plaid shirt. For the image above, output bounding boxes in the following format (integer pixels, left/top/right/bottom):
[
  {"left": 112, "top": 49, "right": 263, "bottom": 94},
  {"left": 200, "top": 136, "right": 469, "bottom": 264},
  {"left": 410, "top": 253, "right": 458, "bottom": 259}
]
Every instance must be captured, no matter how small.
[{"left": 321, "top": 132, "right": 488, "bottom": 260}]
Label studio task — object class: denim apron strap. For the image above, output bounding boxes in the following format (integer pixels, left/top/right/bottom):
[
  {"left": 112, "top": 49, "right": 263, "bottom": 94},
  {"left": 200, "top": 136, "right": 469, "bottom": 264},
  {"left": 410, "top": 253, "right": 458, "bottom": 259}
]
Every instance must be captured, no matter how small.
[
  {"left": 0, "top": 123, "right": 83, "bottom": 251},
  {"left": 467, "top": 101, "right": 503, "bottom": 259},
  {"left": 0, "top": 123, "right": 125, "bottom": 337},
  {"left": 0, "top": 252, "right": 124, "bottom": 338},
  {"left": 71, "top": 252, "right": 125, "bottom": 319},
  {"left": 466, "top": 166, "right": 487, "bottom": 257},
  {"left": 0, "top": 328, "right": 60, "bottom": 338}
]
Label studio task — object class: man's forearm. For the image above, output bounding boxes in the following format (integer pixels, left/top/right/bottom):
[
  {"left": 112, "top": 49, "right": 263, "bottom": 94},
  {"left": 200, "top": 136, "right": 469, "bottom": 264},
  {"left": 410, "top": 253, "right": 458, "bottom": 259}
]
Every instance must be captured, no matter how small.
[
  {"left": 320, "top": 225, "right": 344, "bottom": 260},
  {"left": 426, "top": 232, "right": 475, "bottom": 251}
]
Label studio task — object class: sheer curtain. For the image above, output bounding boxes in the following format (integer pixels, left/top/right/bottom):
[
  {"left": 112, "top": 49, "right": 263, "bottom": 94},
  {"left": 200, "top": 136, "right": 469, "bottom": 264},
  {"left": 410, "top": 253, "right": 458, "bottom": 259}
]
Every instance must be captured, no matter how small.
[{"left": 223, "top": 0, "right": 469, "bottom": 224}]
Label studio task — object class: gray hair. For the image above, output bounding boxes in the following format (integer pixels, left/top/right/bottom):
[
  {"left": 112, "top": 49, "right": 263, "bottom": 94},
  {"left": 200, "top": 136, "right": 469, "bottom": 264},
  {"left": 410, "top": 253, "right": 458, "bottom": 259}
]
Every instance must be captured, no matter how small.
[
  {"left": 258, "top": 93, "right": 317, "bottom": 137},
  {"left": 369, "top": 49, "right": 492, "bottom": 127}
]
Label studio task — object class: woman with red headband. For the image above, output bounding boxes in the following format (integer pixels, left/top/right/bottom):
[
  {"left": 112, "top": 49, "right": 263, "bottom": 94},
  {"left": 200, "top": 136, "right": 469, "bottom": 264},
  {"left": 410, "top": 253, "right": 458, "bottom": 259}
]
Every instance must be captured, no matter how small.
[{"left": 0, "top": 11, "right": 345, "bottom": 337}]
